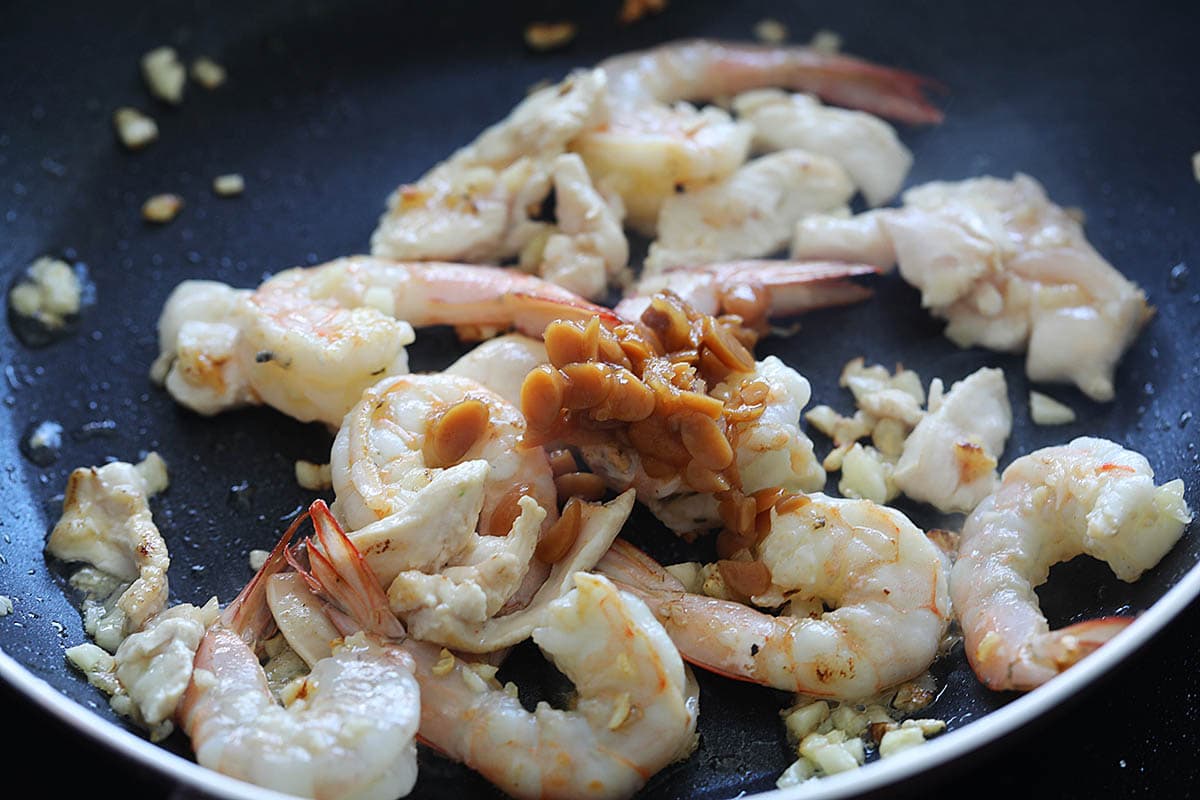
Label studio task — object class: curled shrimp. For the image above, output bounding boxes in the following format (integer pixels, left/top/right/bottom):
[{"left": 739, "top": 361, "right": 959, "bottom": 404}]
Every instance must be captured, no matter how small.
[
  {"left": 152, "top": 256, "right": 617, "bottom": 427},
  {"left": 599, "top": 492, "right": 952, "bottom": 700},
  {"left": 269, "top": 499, "right": 695, "bottom": 800},
  {"left": 952, "top": 437, "right": 1192, "bottom": 691},
  {"left": 574, "top": 39, "right": 942, "bottom": 232},
  {"left": 328, "top": 372, "right": 557, "bottom": 642},
  {"left": 176, "top": 508, "right": 421, "bottom": 800},
  {"left": 642, "top": 148, "right": 857, "bottom": 274},
  {"left": 410, "top": 571, "right": 700, "bottom": 800}
]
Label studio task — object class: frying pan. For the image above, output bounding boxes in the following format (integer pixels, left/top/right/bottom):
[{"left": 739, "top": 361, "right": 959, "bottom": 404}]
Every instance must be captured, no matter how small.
[{"left": 2, "top": 0, "right": 1198, "bottom": 797}]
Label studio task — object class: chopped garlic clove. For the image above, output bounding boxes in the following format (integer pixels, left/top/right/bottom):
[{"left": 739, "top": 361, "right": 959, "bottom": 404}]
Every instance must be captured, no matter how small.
[
  {"left": 141, "top": 47, "right": 186, "bottom": 104},
  {"left": 879, "top": 725, "right": 927, "bottom": 757},
  {"left": 113, "top": 107, "right": 159, "bottom": 150},
  {"left": 142, "top": 193, "right": 184, "bottom": 223},
  {"left": 523, "top": 21, "right": 577, "bottom": 51},
  {"left": 191, "top": 56, "right": 227, "bottom": 90},
  {"left": 212, "top": 173, "right": 245, "bottom": 197},
  {"left": 754, "top": 19, "right": 788, "bottom": 44},
  {"left": 294, "top": 460, "right": 332, "bottom": 490},
  {"left": 1030, "top": 391, "right": 1076, "bottom": 425}
]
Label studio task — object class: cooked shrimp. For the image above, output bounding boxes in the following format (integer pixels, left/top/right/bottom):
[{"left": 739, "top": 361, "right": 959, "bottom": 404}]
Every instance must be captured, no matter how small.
[
  {"left": 446, "top": 333, "right": 549, "bottom": 407},
  {"left": 271, "top": 498, "right": 695, "bottom": 799},
  {"left": 893, "top": 366, "right": 1012, "bottom": 514},
  {"left": 597, "top": 39, "right": 943, "bottom": 125},
  {"left": 535, "top": 153, "right": 630, "bottom": 299},
  {"left": 371, "top": 70, "right": 607, "bottom": 261},
  {"left": 614, "top": 259, "right": 879, "bottom": 330},
  {"left": 328, "top": 372, "right": 556, "bottom": 640},
  {"left": 582, "top": 356, "right": 826, "bottom": 534},
  {"left": 153, "top": 256, "right": 617, "bottom": 426},
  {"left": 643, "top": 149, "right": 855, "bottom": 273},
  {"left": 732, "top": 89, "right": 914, "bottom": 206},
  {"left": 599, "top": 492, "right": 952, "bottom": 700},
  {"left": 409, "top": 572, "right": 700, "bottom": 800},
  {"left": 331, "top": 372, "right": 556, "bottom": 534},
  {"left": 177, "top": 510, "right": 422, "bottom": 800},
  {"left": 370, "top": 70, "right": 629, "bottom": 299},
  {"left": 46, "top": 453, "right": 171, "bottom": 648},
  {"left": 574, "top": 39, "right": 942, "bottom": 232},
  {"left": 792, "top": 174, "right": 1153, "bottom": 401},
  {"left": 951, "top": 437, "right": 1192, "bottom": 691}
]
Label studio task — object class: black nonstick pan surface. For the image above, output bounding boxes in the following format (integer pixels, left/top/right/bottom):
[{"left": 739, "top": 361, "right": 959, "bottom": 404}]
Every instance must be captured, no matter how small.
[{"left": 2, "top": 1, "right": 1199, "bottom": 798}]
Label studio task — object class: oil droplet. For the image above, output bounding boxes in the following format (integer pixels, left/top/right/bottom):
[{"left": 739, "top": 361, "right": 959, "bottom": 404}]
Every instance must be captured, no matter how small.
[
  {"left": 20, "top": 420, "right": 63, "bottom": 466},
  {"left": 1168, "top": 262, "right": 1189, "bottom": 291}
]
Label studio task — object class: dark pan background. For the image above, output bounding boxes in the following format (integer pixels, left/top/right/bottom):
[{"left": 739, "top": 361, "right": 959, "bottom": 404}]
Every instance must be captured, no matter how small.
[{"left": 2, "top": 1, "right": 1199, "bottom": 798}]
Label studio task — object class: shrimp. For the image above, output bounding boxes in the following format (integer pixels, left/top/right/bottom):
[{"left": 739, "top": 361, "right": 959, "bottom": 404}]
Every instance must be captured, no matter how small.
[
  {"left": 598, "top": 492, "right": 952, "bottom": 700},
  {"left": 328, "top": 372, "right": 557, "bottom": 643},
  {"left": 642, "top": 149, "right": 856, "bottom": 273},
  {"left": 370, "top": 69, "right": 629, "bottom": 299},
  {"left": 597, "top": 39, "right": 943, "bottom": 125},
  {"left": 574, "top": 39, "right": 942, "bottom": 232},
  {"left": 446, "top": 333, "right": 549, "bottom": 407},
  {"left": 951, "top": 437, "right": 1192, "bottom": 691},
  {"left": 270, "top": 499, "right": 696, "bottom": 800},
  {"left": 732, "top": 89, "right": 914, "bottom": 207},
  {"left": 614, "top": 259, "right": 879, "bottom": 331},
  {"left": 177, "top": 508, "right": 422, "bottom": 800},
  {"left": 152, "top": 256, "right": 617, "bottom": 427},
  {"left": 791, "top": 173, "right": 1153, "bottom": 401},
  {"left": 580, "top": 355, "right": 826, "bottom": 534},
  {"left": 409, "top": 572, "right": 700, "bottom": 800},
  {"left": 46, "top": 453, "right": 171, "bottom": 649},
  {"left": 892, "top": 366, "right": 1012, "bottom": 514}
]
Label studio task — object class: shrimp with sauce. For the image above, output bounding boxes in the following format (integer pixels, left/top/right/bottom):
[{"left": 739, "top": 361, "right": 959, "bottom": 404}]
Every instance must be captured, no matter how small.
[
  {"left": 176, "top": 509, "right": 422, "bottom": 800},
  {"left": 598, "top": 491, "right": 952, "bottom": 700},
  {"left": 522, "top": 292, "right": 830, "bottom": 535},
  {"left": 575, "top": 39, "right": 942, "bottom": 232},
  {"left": 152, "top": 256, "right": 617, "bottom": 427},
  {"left": 952, "top": 437, "right": 1191, "bottom": 691},
  {"left": 328, "top": 372, "right": 557, "bottom": 643}
]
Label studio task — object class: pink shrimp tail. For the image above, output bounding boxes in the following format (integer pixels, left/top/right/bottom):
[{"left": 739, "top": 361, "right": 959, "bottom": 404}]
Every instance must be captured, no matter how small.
[
  {"left": 303, "top": 499, "right": 407, "bottom": 640},
  {"left": 221, "top": 508, "right": 311, "bottom": 642},
  {"left": 596, "top": 539, "right": 687, "bottom": 594},
  {"left": 701, "top": 40, "right": 946, "bottom": 125},
  {"left": 1035, "top": 616, "right": 1134, "bottom": 670}
]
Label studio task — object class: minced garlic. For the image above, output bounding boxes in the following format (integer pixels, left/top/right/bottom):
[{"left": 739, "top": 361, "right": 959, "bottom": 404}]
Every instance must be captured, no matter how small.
[
  {"left": 112, "top": 107, "right": 159, "bottom": 150},
  {"left": 1030, "top": 391, "right": 1077, "bottom": 425},
  {"left": 191, "top": 56, "right": 227, "bottom": 90},
  {"left": 142, "top": 193, "right": 184, "bottom": 223},
  {"left": 212, "top": 173, "right": 245, "bottom": 197},
  {"left": 8, "top": 257, "right": 81, "bottom": 329},
  {"left": 524, "top": 21, "right": 578, "bottom": 51},
  {"left": 141, "top": 47, "right": 186, "bottom": 104}
]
